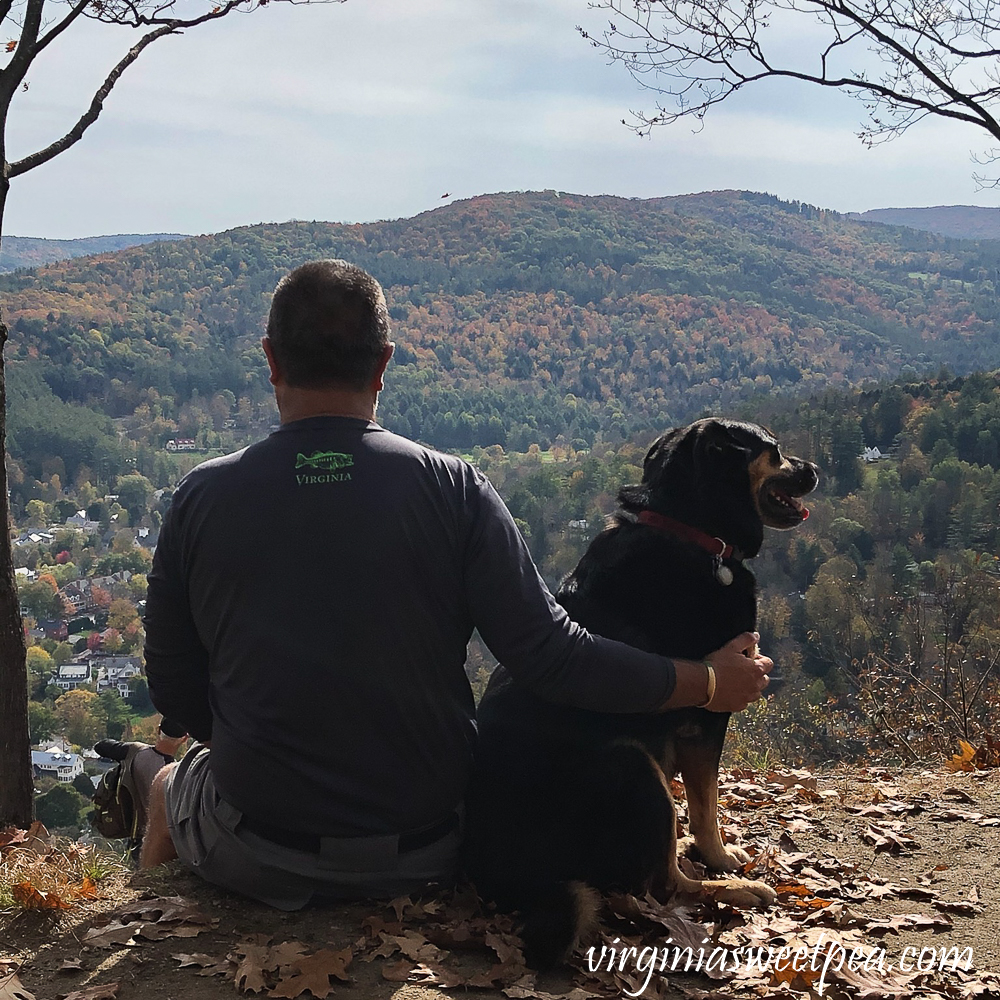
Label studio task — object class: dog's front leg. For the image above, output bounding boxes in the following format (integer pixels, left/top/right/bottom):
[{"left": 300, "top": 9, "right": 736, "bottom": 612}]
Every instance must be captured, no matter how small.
[
  {"left": 672, "top": 750, "right": 776, "bottom": 910},
  {"left": 677, "top": 749, "right": 749, "bottom": 872}
]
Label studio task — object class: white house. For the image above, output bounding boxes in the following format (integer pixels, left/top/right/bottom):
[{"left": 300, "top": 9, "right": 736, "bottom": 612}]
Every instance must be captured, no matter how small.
[
  {"left": 54, "top": 661, "right": 93, "bottom": 691},
  {"left": 95, "top": 656, "right": 142, "bottom": 696},
  {"left": 31, "top": 748, "right": 83, "bottom": 783}
]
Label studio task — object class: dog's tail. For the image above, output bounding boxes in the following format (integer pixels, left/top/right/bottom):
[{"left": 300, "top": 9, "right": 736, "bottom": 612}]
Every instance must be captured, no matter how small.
[{"left": 520, "top": 881, "right": 600, "bottom": 971}]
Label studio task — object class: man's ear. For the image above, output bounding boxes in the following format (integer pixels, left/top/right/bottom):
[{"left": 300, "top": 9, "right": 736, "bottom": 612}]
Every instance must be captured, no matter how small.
[
  {"left": 374, "top": 343, "right": 394, "bottom": 392},
  {"left": 261, "top": 336, "right": 282, "bottom": 387}
]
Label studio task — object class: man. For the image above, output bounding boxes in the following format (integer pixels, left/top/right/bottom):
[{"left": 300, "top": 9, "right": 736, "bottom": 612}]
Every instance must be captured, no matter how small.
[{"left": 141, "top": 260, "right": 772, "bottom": 908}]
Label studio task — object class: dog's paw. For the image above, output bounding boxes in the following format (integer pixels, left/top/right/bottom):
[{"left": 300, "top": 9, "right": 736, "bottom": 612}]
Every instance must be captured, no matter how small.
[
  {"left": 696, "top": 843, "right": 751, "bottom": 872},
  {"left": 676, "top": 835, "right": 697, "bottom": 857},
  {"left": 720, "top": 845, "right": 752, "bottom": 867},
  {"left": 709, "top": 878, "right": 776, "bottom": 909}
]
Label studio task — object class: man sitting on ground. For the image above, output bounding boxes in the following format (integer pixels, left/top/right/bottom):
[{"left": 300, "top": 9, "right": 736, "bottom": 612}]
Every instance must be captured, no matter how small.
[{"left": 140, "top": 259, "right": 773, "bottom": 907}]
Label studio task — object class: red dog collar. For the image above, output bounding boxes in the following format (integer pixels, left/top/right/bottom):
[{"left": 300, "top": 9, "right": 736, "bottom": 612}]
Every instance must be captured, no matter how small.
[{"left": 636, "top": 510, "right": 734, "bottom": 559}]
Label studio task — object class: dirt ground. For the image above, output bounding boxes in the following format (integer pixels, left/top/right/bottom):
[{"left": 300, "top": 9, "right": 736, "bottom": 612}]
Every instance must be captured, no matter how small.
[{"left": 2, "top": 764, "right": 999, "bottom": 1000}]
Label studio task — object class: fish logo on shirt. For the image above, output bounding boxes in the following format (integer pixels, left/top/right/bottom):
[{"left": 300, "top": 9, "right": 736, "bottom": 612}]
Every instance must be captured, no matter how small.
[{"left": 295, "top": 451, "right": 354, "bottom": 471}]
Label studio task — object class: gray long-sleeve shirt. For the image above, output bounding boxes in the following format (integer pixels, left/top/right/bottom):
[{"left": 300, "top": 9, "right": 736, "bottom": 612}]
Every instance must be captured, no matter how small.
[{"left": 144, "top": 416, "right": 677, "bottom": 836}]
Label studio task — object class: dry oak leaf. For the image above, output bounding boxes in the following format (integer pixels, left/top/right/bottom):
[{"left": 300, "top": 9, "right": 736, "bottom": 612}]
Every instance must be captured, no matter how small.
[
  {"left": 503, "top": 985, "right": 598, "bottom": 1000},
  {"left": 267, "top": 947, "right": 353, "bottom": 998},
  {"left": 861, "top": 824, "right": 918, "bottom": 854},
  {"left": 405, "top": 962, "right": 467, "bottom": 989},
  {"left": 235, "top": 942, "right": 277, "bottom": 993},
  {"left": 934, "top": 899, "right": 983, "bottom": 916},
  {"left": 866, "top": 913, "right": 952, "bottom": 936},
  {"left": 391, "top": 930, "right": 444, "bottom": 963},
  {"left": 57, "top": 957, "right": 85, "bottom": 974},
  {"left": 945, "top": 740, "right": 979, "bottom": 773},
  {"left": 0, "top": 973, "right": 33, "bottom": 1000},
  {"left": 941, "top": 786, "right": 976, "bottom": 803},
  {"left": 773, "top": 883, "right": 832, "bottom": 909},
  {"left": 172, "top": 952, "right": 230, "bottom": 973},
  {"left": 114, "top": 895, "right": 211, "bottom": 925},
  {"left": 69, "top": 878, "right": 98, "bottom": 901},
  {"left": 60, "top": 986, "right": 119, "bottom": 1000},
  {"left": 380, "top": 960, "right": 414, "bottom": 983},
  {"left": 12, "top": 881, "right": 72, "bottom": 910},
  {"left": 0, "top": 828, "right": 29, "bottom": 853},
  {"left": 467, "top": 963, "right": 527, "bottom": 988},
  {"left": 81, "top": 923, "right": 139, "bottom": 949},
  {"left": 485, "top": 931, "right": 524, "bottom": 965}
]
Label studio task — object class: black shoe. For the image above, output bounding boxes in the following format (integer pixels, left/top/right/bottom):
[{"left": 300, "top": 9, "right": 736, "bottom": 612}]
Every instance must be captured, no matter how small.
[{"left": 93, "top": 739, "right": 150, "bottom": 762}]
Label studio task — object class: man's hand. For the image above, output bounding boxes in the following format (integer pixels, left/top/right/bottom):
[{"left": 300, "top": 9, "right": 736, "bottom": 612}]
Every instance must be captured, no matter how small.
[
  {"left": 703, "top": 632, "right": 772, "bottom": 712},
  {"left": 659, "top": 632, "right": 773, "bottom": 713}
]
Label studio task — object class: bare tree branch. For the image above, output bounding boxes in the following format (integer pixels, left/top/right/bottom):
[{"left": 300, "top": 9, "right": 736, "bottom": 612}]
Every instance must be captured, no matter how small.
[
  {"left": 8, "top": 20, "right": 176, "bottom": 177},
  {"left": 584, "top": 0, "right": 1000, "bottom": 165},
  {"left": 34, "top": 0, "right": 92, "bottom": 55},
  {"left": 0, "top": 0, "right": 44, "bottom": 101}
]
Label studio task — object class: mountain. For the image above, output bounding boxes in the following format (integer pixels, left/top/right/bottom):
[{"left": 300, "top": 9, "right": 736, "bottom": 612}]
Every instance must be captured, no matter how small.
[
  {"left": 849, "top": 205, "right": 1000, "bottom": 241},
  {"left": 0, "top": 233, "right": 187, "bottom": 273},
  {"left": 3, "top": 189, "right": 1000, "bottom": 497}
]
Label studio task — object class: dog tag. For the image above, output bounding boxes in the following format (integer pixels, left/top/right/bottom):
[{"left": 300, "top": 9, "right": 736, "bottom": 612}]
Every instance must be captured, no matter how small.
[{"left": 714, "top": 559, "right": 733, "bottom": 586}]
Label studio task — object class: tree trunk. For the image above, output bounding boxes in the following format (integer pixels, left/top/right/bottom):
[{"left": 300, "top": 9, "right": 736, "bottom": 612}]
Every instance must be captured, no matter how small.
[{"left": 0, "top": 171, "right": 34, "bottom": 829}]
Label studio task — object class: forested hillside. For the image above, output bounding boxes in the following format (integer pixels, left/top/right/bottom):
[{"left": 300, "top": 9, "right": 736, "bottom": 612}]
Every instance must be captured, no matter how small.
[
  {"left": 4, "top": 189, "right": 1000, "bottom": 504},
  {"left": 0, "top": 233, "right": 186, "bottom": 273},
  {"left": 473, "top": 369, "right": 1000, "bottom": 765}
]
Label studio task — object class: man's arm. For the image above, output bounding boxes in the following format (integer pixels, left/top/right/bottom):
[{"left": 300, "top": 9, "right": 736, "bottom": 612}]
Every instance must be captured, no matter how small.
[
  {"left": 463, "top": 474, "right": 770, "bottom": 714},
  {"left": 143, "top": 496, "right": 214, "bottom": 742},
  {"left": 665, "top": 636, "right": 772, "bottom": 713}
]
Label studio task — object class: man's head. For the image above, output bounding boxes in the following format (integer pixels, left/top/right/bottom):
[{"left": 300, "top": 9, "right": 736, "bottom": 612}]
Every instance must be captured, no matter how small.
[{"left": 265, "top": 260, "right": 392, "bottom": 391}]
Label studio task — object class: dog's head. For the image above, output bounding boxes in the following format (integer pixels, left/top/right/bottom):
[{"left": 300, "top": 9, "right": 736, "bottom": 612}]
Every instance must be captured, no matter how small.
[{"left": 618, "top": 418, "right": 819, "bottom": 557}]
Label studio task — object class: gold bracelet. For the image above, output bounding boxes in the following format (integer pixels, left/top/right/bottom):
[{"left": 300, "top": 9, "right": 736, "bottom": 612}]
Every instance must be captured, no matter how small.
[{"left": 698, "top": 660, "right": 716, "bottom": 708}]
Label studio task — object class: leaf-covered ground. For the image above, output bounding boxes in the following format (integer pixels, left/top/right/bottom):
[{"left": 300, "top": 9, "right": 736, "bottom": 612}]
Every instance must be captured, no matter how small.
[{"left": 2, "top": 765, "right": 998, "bottom": 1000}]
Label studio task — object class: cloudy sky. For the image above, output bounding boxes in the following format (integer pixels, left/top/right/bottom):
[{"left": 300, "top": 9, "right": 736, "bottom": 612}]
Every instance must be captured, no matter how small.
[{"left": 5, "top": 0, "right": 999, "bottom": 239}]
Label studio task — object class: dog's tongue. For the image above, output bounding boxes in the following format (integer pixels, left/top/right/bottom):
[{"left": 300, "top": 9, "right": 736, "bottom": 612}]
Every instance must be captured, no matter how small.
[{"left": 777, "top": 489, "right": 809, "bottom": 520}]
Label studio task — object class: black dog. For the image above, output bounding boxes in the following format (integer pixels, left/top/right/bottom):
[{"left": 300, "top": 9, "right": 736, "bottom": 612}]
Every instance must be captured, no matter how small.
[{"left": 464, "top": 419, "right": 819, "bottom": 969}]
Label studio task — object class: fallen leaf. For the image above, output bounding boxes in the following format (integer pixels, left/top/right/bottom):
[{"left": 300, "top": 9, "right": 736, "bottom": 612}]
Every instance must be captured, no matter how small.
[
  {"left": 71, "top": 878, "right": 99, "bottom": 900},
  {"left": 172, "top": 953, "right": 223, "bottom": 968},
  {"left": 0, "top": 973, "right": 33, "bottom": 1000},
  {"left": 380, "top": 960, "right": 413, "bottom": 982},
  {"left": 945, "top": 740, "right": 978, "bottom": 773},
  {"left": 81, "top": 923, "right": 138, "bottom": 949},
  {"left": 934, "top": 900, "right": 983, "bottom": 916},
  {"left": 268, "top": 948, "right": 352, "bottom": 998},
  {"left": 406, "top": 962, "right": 466, "bottom": 988},
  {"left": 61, "top": 986, "right": 119, "bottom": 1000},
  {"left": 12, "top": 881, "right": 72, "bottom": 910},
  {"left": 485, "top": 931, "right": 523, "bottom": 965},
  {"left": 503, "top": 986, "right": 597, "bottom": 999},
  {"left": 234, "top": 942, "right": 277, "bottom": 993}
]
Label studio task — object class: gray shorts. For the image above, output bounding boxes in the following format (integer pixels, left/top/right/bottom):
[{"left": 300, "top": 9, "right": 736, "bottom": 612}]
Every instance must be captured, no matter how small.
[{"left": 163, "top": 746, "right": 461, "bottom": 910}]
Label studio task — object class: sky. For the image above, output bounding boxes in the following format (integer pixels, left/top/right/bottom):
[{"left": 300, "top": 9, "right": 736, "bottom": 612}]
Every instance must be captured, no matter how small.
[{"left": 4, "top": 0, "right": 1000, "bottom": 239}]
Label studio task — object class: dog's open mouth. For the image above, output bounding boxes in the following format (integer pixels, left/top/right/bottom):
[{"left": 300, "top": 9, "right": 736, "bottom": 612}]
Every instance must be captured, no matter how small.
[{"left": 759, "top": 476, "right": 813, "bottom": 528}]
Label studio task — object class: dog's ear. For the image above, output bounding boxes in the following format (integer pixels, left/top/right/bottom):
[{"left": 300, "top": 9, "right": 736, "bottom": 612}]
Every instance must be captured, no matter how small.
[
  {"left": 640, "top": 427, "right": 687, "bottom": 487},
  {"left": 692, "top": 421, "right": 752, "bottom": 478}
]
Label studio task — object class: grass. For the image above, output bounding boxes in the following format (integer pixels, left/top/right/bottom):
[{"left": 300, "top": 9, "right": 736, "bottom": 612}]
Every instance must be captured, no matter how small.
[{"left": 0, "top": 829, "right": 130, "bottom": 917}]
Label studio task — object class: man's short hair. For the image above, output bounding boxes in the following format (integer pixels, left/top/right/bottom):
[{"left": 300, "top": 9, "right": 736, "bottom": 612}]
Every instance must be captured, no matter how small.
[{"left": 266, "top": 260, "right": 391, "bottom": 390}]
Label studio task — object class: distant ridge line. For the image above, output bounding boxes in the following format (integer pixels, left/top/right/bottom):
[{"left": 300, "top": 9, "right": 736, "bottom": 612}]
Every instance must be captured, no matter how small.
[
  {"left": 849, "top": 205, "right": 1000, "bottom": 241},
  {"left": 0, "top": 232, "right": 189, "bottom": 273}
]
